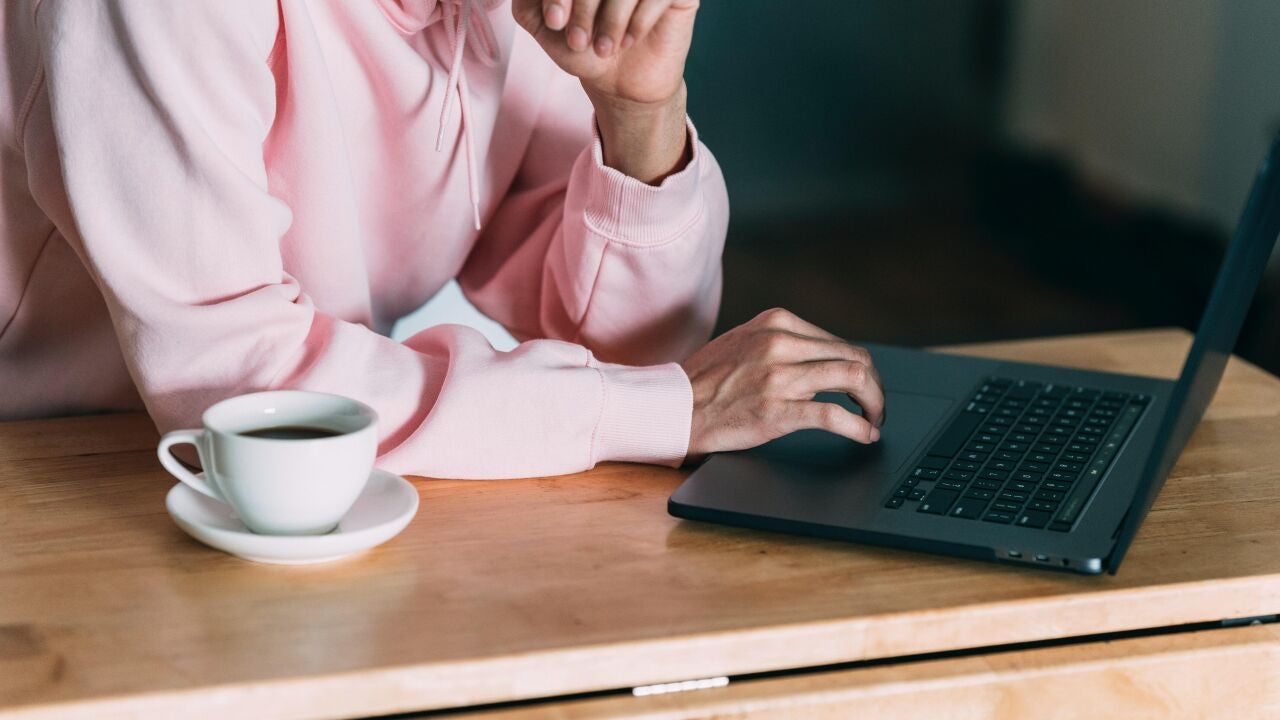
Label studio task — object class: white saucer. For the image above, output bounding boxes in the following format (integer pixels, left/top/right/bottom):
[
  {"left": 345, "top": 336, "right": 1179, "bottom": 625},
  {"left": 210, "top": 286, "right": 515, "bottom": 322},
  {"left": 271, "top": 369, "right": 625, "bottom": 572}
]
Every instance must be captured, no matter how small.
[{"left": 166, "top": 469, "right": 419, "bottom": 564}]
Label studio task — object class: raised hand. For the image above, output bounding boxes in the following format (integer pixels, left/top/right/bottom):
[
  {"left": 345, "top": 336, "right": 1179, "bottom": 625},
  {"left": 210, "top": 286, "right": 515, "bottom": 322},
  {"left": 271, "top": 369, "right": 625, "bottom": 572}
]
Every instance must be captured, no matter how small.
[{"left": 512, "top": 0, "right": 700, "bottom": 183}]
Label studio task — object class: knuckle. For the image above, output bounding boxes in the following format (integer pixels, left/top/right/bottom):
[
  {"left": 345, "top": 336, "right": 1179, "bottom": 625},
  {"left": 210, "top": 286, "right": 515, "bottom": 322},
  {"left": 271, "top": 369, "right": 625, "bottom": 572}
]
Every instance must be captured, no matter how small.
[
  {"left": 759, "top": 331, "right": 791, "bottom": 357},
  {"left": 849, "top": 345, "right": 872, "bottom": 365},
  {"left": 819, "top": 403, "right": 844, "bottom": 427},
  {"left": 846, "top": 361, "right": 868, "bottom": 386},
  {"left": 757, "top": 307, "right": 791, "bottom": 327}
]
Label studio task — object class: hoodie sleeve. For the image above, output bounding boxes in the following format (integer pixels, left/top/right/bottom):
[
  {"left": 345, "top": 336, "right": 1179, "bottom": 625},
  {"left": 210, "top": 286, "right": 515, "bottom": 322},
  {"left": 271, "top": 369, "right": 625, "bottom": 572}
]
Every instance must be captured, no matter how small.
[
  {"left": 34, "top": 0, "right": 701, "bottom": 478},
  {"left": 457, "top": 59, "right": 730, "bottom": 368}
]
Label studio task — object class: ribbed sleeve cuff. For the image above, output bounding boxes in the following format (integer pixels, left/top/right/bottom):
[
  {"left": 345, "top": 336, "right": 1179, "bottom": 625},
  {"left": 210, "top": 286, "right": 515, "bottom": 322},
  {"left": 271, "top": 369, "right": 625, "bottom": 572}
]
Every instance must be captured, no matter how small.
[
  {"left": 583, "top": 117, "right": 704, "bottom": 246},
  {"left": 591, "top": 361, "right": 693, "bottom": 467}
]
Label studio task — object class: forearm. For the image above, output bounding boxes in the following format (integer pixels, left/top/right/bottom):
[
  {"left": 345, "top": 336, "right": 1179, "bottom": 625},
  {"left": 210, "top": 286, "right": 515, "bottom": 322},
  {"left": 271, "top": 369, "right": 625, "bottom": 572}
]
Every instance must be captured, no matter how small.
[{"left": 587, "top": 82, "right": 691, "bottom": 185}]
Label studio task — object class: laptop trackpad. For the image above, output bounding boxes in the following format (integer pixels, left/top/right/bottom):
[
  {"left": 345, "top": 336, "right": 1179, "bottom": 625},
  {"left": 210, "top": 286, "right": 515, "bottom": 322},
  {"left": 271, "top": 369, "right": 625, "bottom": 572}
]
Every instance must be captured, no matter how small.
[{"left": 750, "top": 391, "right": 955, "bottom": 477}]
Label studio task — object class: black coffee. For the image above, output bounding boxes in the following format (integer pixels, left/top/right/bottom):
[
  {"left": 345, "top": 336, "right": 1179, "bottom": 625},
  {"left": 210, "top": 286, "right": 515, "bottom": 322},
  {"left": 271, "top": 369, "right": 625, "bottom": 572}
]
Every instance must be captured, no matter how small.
[{"left": 239, "top": 425, "right": 342, "bottom": 440}]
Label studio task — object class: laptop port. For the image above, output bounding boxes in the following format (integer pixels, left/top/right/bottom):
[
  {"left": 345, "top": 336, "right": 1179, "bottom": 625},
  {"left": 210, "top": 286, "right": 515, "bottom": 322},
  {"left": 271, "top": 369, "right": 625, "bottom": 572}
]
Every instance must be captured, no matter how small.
[
  {"left": 1034, "top": 554, "right": 1050, "bottom": 563},
  {"left": 1007, "top": 550, "right": 1022, "bottom": 558}
]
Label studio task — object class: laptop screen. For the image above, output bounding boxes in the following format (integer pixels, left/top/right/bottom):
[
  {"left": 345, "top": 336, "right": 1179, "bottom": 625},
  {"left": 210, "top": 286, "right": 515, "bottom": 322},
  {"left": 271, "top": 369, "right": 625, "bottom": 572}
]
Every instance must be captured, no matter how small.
[{"left": 1108, "top": 134, "right": 1280, "bottom": 573}]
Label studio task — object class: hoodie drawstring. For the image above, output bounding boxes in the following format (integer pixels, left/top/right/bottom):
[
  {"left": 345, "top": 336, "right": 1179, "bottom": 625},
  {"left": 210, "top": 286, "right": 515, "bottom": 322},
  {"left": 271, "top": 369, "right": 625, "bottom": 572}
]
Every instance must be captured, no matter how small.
[{"left": 435, "top": 0, "right": 499, "bottom": 230}]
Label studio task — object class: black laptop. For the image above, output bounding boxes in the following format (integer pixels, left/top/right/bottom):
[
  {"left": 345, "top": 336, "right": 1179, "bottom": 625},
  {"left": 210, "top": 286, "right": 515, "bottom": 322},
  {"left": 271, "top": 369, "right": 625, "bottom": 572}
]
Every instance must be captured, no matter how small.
[{"left": 669, "top": 136, "right": 1280, "bottom": 575}]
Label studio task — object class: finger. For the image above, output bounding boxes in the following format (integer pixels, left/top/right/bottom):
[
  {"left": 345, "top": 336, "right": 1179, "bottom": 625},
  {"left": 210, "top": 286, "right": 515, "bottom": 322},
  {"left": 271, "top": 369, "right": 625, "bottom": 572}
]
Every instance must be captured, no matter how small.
[
  {"left": 761, "top": 331, "right": 874, "bottom": 367},
  {"left": 566, "top": 0, "right": 600, "bottom": 51},
  {"left": 594, "top": 0, "right": 640, "bottom": 57},
  {"left": 624, "top": 0, "right": 671, "bottom": 48},
  {"left": 786, "top": 400, "right": 879, "bottom": 444},
  {"left": 542, "top": 0, "right": 571, "bottom": 31},
  {"left": 787, "top": 360, "right": 886, "bottom": 428}
]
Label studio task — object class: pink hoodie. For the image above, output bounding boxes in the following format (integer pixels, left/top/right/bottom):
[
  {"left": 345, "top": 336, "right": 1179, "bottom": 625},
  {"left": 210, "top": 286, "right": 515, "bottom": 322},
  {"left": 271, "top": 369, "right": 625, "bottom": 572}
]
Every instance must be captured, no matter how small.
[{"left": 0, "top": 0, "right": 728, "bottom": 478}]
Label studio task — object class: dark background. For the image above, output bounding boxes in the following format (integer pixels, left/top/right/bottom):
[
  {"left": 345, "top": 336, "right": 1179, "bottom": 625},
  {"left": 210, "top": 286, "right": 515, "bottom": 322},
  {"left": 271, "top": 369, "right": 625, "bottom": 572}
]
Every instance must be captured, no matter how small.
[{"left": 682, "top": 0, "right": 1280, "bottom": 372}]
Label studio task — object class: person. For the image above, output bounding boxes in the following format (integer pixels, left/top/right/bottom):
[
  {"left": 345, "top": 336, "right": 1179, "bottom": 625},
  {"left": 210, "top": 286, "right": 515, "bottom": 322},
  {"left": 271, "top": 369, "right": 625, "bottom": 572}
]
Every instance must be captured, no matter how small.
[{"left": 0, "top": 0, "right": 884, "bottom": 478}]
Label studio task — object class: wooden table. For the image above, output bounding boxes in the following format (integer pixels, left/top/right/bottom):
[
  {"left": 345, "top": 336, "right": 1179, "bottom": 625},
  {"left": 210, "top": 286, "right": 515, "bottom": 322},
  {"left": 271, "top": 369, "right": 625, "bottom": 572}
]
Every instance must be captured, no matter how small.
[{"left": 3, "top": 329, "right": 1280, "bottom": 719}]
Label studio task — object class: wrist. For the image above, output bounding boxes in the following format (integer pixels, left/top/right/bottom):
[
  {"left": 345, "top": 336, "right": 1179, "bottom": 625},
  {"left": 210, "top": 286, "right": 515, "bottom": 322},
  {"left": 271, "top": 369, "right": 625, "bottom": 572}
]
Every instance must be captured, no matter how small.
[{"left": 587, "top": 83, "right": 690, "bottom": 185}]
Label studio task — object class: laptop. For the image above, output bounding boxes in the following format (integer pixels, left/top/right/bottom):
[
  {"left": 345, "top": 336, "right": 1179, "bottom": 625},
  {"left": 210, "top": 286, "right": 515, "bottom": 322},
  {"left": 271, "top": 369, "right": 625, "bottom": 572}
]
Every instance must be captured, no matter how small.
[{"left": 669, "top": 135, "right": 1280, "bottom": 575}]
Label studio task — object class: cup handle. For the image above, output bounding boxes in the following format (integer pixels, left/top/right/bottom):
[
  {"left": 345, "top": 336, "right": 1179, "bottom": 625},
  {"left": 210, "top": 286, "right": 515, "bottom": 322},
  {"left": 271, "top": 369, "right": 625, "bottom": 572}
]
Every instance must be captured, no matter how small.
[{"left": 157, "top": 429, "right": 223, "bottom": 501}]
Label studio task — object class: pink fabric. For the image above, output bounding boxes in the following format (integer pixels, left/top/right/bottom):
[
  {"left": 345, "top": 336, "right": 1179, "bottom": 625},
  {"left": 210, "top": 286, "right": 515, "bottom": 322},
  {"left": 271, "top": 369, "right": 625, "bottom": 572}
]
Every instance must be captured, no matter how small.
[{"left": 0, "top": 0, "right": 728, "bottom": 479}]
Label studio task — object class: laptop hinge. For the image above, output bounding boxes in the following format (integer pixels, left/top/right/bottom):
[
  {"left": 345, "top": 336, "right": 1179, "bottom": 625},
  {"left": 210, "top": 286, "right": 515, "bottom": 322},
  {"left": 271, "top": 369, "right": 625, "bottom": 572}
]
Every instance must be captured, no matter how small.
[{"left": 1219, "top": 613, "right": 1279, "bottom": 628}]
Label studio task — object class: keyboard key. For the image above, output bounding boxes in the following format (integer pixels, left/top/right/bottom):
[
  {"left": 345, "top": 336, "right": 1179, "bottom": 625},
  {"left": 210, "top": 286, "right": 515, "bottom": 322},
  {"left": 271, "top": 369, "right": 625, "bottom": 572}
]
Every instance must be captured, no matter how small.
[
  {"left": 1016, "top": 510, "right": 1051, "bottom": 528},
  {"left": 975, "top": 433, "right": 1002, "bottom": 444},
  {"left": 909, "top": 488, "right": 927, "bottom": 501},
  {"left": 999, "top": 491, "right": 1029, "bottom": 502},
  {"left": 958, "top": 451, "right": 988, "bottom": 463},
  {"left": 1011, "top": 430, "right": 1038, "bottom": 441},
  {"left": 1008, "top": 480, "right": 1037, "bottom": 493},
  {"left": 1042, "top": 385, "right": 1070, "bottom": 398},
  {"left": 1054, "top": 403, "right": 1145, "bottom": 525},
  {"left": 1061, "top": 452, "right": 1089, "bottom": 463},
  {"left": 953, "top": 460, "right": 981, "bottom": 472},
  {"left": 937, "top": 480, "right": 966, "bottom": 491},
  {"left": 918, "top": 489, "right": 959, "bottom": 514},
  {"left": 1013, "top": 472, "right": 1043, "bottom": 484},
  {"left": 893, "top": 487, "right": 909, "bottom": 498},
  {"left": 1055, "top": 462, "right": 1083, "bottom": 472},
  {"left": 1042, "top": 480, "right": 1072, "bottom": 492},
  {"left": 926, "top": 410, "right": 984, "bottom": 458},
  {"left": 944, "top": 470, "right": 973, "bottom": 481},
  {"left": 963, "top": 489, "right": 995, "bottom": 501},
  {"left": 1006, "top": 381, "right": 1043, "bottom": 399},
  {"left": 988, "top": 460, "right": 1016, "bottom": 472},
  {"left": 980, "top": 424, "right": 1008, "bottom": 435},
  {"left": 912, "top": 468, "right": 941, "bottom": 480},
  {"left": 885, "top": 497, "right": 904, "bottom": 509},
  {"left": 983, "top": 511, "right": 1015, "bottom": 524},
  {"left": 972, "top": 479, "right": 1002, "bottom": 490},
  {"left": 1029, "top": 452, "right": 1056, "bottom": 464},
  {"left": 1019, "top": 462, "right": 1048, "bottom": 473},
  {"left": 1000, "top": 442, "right": 1028, "bottom": 453},
  {"left": 990, "top": 416, "right": 1012, "bottom": 426},
  {"left": 982, "top": 469, "right": 1010, "bottom": 481},
  {"left": 1033, "top": 443, "right": 1059, "bottom": 453},
  {"left": 1029, "top": 500, "right": 1059, "bottom": 512},
  {"left": 965, "top": 442, "right": 994, "bottom": 453},
  {"left": 1067, "top": 442, "right": 1094, "bottom": 454},
  {"left": 950, "top": 500, "right": 987, "bottom": 519},
  {"left": 992, "top": 500, "right": 1022, "bottom": 512},
  {"left": 1131, "top": 394, "right": 1151, "bottom": 405},
  {"left": 1034, "top": 490, "right": 1065, "bottom": 502},
  {"left": 995, "top": 450, "right": 1022, "bottom": 461},
  {"left": 1048, "top": 470, "right": 1078, "bottom": 482}
]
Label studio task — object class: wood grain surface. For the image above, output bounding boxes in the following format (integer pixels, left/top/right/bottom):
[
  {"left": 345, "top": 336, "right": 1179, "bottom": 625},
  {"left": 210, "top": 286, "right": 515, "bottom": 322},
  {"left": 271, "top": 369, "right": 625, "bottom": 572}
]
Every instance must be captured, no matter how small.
[
  {"left": 1, "top": 329, "right": 1278, "bottom": 719},
  {"left": 458, "top": 624, "right": 1280, "bottom": 719}
]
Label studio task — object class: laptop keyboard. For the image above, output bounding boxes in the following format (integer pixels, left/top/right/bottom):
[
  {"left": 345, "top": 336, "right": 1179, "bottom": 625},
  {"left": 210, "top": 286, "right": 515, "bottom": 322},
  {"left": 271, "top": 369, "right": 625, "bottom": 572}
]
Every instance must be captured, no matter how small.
[{"left": 883, "top": 377, "right": 1149, "bottom": 532}]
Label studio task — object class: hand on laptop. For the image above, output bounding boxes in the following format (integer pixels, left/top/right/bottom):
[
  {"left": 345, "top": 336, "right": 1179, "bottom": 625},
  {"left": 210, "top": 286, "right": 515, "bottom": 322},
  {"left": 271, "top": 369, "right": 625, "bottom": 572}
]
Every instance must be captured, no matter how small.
[{"left": 681, "top": 308, "right": 885, "bottom": 461}]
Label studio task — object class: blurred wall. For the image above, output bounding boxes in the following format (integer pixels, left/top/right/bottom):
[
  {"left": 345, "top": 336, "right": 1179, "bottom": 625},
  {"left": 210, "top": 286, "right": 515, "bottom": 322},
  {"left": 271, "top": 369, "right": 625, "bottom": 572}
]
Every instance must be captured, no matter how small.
[
  {"left": 685, "top": 0, "right": 1003, "bottom": 222},
  {"left": 1005, "top": 0, "right": 1280, "bottom": 233}
]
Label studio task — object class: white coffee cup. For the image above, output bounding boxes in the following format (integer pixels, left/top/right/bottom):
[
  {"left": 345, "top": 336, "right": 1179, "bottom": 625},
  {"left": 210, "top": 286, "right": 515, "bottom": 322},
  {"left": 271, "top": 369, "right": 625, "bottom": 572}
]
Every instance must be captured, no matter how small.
[{"left": 157, "top": 391, "right": 378, "bottom": 536}]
